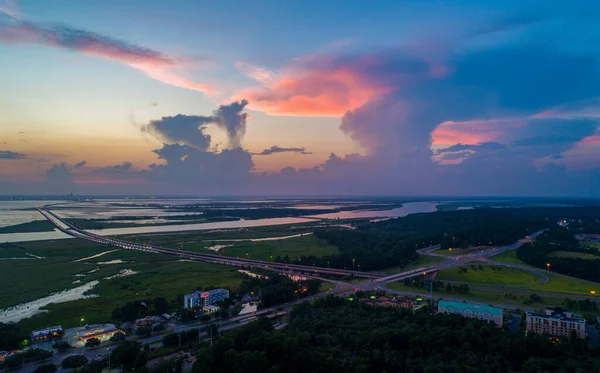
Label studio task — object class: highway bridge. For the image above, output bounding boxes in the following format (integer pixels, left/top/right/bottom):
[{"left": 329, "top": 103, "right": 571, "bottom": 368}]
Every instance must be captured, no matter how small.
[{"left": 38, "top": 208, "right": 382, "bottom": 279}]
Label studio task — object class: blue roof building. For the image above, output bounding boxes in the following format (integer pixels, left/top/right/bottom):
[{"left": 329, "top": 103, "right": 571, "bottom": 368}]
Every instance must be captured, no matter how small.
[
  {"left": 438, "top": 300, "right": 503, "bottom": 328},
  {"left": 184, "top": 288, "right": 229, "bottom": 309}
]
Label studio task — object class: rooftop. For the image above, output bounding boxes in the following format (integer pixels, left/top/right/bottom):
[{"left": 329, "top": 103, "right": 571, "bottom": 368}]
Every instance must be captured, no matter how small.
[
  {"left": 527, "top": 310, "right": 585, "bottom": 323},
  {"left": 438, "top": 300, "right": 503, "bottom": 316}
]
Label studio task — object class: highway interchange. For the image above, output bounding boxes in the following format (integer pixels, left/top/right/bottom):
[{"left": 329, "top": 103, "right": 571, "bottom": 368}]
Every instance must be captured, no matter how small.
[{"left": 12, "top": 209, "right": 600, "bottom": 373}]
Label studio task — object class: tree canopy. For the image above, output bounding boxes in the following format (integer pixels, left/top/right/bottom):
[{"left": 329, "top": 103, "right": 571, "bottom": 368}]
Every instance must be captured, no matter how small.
[{"left": 192, "top": 296, "right": 600, "bottom": 373}]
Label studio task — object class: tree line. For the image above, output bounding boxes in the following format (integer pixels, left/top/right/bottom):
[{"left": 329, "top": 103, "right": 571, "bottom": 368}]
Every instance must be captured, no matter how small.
[
  {"left": 289, "top": 207, "right": 563, "bottom": 271},
  {"left": 517, "top": 227, "right": 600, "bottom": 282},
  {"left": 191, "top": 296, "right": 600, "bottom": 373}
]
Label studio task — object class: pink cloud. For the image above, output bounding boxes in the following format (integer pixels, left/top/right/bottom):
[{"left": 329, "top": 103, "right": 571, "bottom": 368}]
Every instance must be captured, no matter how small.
[
  {"left": 431, "top": 119, "right": 510, "bottom": 146},
  {"left": 238, "top": 66, "right": 393, "bottom": 117},
  {"left": 0, "top": 15, "right": 214, "bottom": 94},
  {"left": 578, "top": 134, "right": 600, "bottom": 145}
]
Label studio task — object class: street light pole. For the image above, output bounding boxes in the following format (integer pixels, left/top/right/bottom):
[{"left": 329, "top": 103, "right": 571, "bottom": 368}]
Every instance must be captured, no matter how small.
[{"left": 546, "top": 263, "right": 550, "bottom": 277}]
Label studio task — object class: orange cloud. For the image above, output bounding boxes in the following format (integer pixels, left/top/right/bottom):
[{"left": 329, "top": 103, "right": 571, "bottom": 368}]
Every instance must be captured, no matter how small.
[{"left": 237, "top": 63, "right": 394, "bottom": 117}]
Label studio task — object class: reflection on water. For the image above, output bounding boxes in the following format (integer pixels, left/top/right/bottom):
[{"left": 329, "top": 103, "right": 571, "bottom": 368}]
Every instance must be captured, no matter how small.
[
  {"left": 308, "top": 202, "right": 438, "bottom": 219},
  {"left": 87, "top": 217, "right": 316, "bottom": 236},
  {"left": 0, "top": 202, "right": 439, "bottom": 242},
  {"left": 0, "top": 229, "right": 71, "bottom": 243},
  {"left": 0, "top": 200, "right": 64, "bottom": 227}
]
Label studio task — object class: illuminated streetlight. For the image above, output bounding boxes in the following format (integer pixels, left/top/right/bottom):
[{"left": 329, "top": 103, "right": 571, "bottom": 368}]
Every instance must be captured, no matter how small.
[{"left": 546, "top": 263, "right": 551, "bottom": 277}]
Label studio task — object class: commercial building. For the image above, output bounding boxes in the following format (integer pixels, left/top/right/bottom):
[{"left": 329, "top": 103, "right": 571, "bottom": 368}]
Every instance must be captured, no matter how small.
[
  {"left": 77, "top": 324, "right": 123, "bottom": 341},
  {"left": 30, "top": 325, "right": 63, "bottom": 342},
  {"left": 183, "top": 288, "right": 229, "bottom": 309},
  {"left": 438, "top": 300, "right": 503, "bottom": 328},
  {"left": 526, "top": 308, "right": 586, "bottom": 339}
]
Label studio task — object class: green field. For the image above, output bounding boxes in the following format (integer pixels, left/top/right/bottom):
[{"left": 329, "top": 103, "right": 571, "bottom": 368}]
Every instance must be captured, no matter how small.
[
  {"left": 170, "top": 234, "right": 338, "bottom": 262},
  {"left": 217, "top": 235, "right": 338, "bottom": 261},
  {"left": 17, "top": 259, "right": 245, "bottom": 333},
  {"left": 489, "top": 250, "right": 529, "bottom": 266},
  {"left": 436, "top": 265, "right": 542, "bottom": 286},
  {"left": 387, "top": 282, "right": 565, "bottom": 309},
  {"left": 0, "top": 239, "right": 247, "bottom": 332},
  {"left": 530, "top": 274, "right": 599, "bottom": 295},
  {"left": 548, "top": 250, "right": 600, "bottom": 260},
  {"left": 489, "top": 249, "right": 600, "bottom": 295}
]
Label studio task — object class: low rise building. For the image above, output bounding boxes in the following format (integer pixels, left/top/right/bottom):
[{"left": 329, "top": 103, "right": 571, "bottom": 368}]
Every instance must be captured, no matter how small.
[
  {"left": 526, "top": 308, "right": 586, "bottom": 339},
  {"left": 30, "top": 325, "right": 64, "bottom": 342},
  {"left": 183, "top": 288, "right": 229, "bottom": 309},
  {"left": 77, "top": 324, "right": 123, "bottom": 341},
  {"left": 438, "top": 300, "right": 503, "bottom": 328}
]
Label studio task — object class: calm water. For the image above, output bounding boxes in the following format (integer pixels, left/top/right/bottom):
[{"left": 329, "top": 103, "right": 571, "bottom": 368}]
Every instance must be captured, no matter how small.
[
  {"left": 308, "top": 201, "right": 438, "bottom": 219},
  {"left": 0, "top": 201, "right": 442, "bottom": 242},
  {"left": 0, "top": 200, "right": 64, "bottom": 227}
]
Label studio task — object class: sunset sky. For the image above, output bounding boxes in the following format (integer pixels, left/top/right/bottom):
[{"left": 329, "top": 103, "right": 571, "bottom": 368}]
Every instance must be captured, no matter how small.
[{"left": 1, "top": 0, "right": 599, "bottom": 196}]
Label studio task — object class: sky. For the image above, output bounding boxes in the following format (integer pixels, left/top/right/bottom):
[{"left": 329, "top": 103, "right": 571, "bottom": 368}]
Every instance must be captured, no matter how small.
[{"left": 1, "top": 0, "right": 599, "bottom": 196}]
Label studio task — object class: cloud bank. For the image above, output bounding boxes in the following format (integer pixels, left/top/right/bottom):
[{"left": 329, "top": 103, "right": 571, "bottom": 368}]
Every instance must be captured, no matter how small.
[{"left": 0, "top": 150, "right": 25, "bottom": 159}]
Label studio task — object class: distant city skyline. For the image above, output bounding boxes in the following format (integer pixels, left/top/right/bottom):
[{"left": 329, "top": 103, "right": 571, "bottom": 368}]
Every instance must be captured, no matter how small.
[{"left": 1, "top": 0, "right": 599, "bottom": 196}]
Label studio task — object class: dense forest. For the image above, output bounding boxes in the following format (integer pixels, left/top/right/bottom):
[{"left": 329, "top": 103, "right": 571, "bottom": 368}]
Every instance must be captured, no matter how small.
[
  {"left": 192, "top": 297, "right": 600, "bottom": 373},
  {"left": 294, "top": 207, "right": 572, "bottom": 271},
  {"left": 517, "top": 227, "right": 600, "bottom": 282}
]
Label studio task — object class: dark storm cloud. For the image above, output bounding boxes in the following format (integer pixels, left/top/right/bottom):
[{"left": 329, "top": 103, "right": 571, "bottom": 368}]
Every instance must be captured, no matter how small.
[
  {"left": 93, "top": 162, "right": 133, "bottom": 174},
  {"left": 146, "top": 143, "right": 254, "bottom": 194},
  {"left": 253, "top": 146, "right": 311, "bottom": 156},
  {"left": 73, "top": 160, "right": 86, "bottom": 169},
  {"left": 142, "top": 100, "right": 249, "bottom": 150},
  {"left": 211, "top": 99, "right": 249, "bottom": 148},
  {"left": 143, "top": 115, "right": 213, "bottom": 151},
  {"left": 0, "top": 150, "right": 25, "bottom": 159}
]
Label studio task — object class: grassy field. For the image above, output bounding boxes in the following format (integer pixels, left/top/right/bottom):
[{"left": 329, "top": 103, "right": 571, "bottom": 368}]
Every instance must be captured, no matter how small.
[
  {"left": 530, "top": 274, "right": 599, "bottom": 295},
  {"left": 486, "top": 250, "right": 600, "bottom": 295},
  {"left": 387, "top": 282, "right": 565, "bottom": 309},
  {"left": 217, "top": 235, "right": 338, "bottom": 261},
  {"left": 489, "top": 250, "right": 529, "bottom": 266},
  {"left": 0, "top": 239, "right": 247, "bottom": 332},
  {"left": 168, "top": 234, "right": 338, "bottom": 262},
  {"left": 548, "top": 250, "right": 600, "bottom": 260},
  {"left": 436, "top": 265, "right": 542, "bottom": 286}
]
